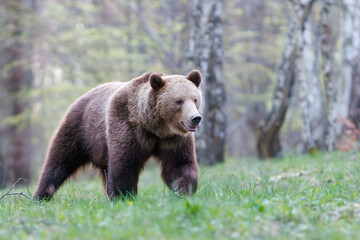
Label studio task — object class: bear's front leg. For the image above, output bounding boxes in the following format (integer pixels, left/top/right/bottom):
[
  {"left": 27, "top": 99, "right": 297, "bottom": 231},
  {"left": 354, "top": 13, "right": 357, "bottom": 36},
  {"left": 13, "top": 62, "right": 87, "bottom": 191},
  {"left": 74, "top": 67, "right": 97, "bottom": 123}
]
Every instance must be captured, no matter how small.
[
  {"left": 106, "top": 123, "right": 149, "bottom": 200},
  {"left": 159, "top": 135, "right": 199, "bottom": 196}
]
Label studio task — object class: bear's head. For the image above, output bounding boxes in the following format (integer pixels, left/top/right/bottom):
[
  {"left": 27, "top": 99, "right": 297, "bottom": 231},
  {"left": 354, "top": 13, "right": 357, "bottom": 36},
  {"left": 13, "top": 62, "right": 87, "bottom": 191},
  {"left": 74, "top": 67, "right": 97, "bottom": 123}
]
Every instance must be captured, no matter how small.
[{"left": 149, "top": 70, "right": 202, "bottom": 137}]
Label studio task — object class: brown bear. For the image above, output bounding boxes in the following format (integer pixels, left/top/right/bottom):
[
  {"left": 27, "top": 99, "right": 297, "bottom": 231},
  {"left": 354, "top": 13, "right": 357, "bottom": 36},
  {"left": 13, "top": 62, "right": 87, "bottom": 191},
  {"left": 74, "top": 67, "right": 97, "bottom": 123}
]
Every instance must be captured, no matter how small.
[{"left": 34, "top": 70, "right": 202, "bottom": 200}]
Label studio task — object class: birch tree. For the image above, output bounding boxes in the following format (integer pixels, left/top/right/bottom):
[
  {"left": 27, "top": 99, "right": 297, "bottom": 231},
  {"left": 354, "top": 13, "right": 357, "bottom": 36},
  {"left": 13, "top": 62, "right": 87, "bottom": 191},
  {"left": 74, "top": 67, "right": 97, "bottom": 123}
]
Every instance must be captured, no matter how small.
[
  {"left": 348, "top": 1, "right": 360, "bottom": 128},
  {"left": 293, "top": 0, "right": 318, "bottom": 152},
  {"left": 321, "top": 0, "right": 337, "bottom": 151},
  {"left": 257, "top": 0, "right": 314, "bottom": 159},
  {"left": 187, "top": 0, "right": 226, "bottom": 164},
  {"left": 338, "top": 0, "right": 360, "bottom": 131}
]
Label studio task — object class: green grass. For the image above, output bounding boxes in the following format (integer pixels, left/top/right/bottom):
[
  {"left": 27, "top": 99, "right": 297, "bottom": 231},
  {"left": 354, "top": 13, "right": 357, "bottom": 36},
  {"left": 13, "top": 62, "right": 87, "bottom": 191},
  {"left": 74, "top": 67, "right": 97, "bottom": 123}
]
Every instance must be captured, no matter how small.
[{"left": 1, "top": 152, "right": 360, "bottom": 240}]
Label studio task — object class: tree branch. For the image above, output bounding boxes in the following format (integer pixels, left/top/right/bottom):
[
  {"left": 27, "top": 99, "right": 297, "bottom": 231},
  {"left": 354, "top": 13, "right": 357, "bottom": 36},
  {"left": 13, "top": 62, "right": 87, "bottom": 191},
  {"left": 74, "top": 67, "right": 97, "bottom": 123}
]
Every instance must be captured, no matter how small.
[{"left": 0, "top": 178, "right": 33, "bottom": 202}]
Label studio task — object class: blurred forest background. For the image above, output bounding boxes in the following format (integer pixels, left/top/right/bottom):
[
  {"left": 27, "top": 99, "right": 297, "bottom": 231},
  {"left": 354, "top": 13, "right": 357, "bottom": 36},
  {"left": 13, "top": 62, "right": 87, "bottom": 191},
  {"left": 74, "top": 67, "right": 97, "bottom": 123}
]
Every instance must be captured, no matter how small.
[{"left": 0, "top": 0, "right": 360, "bottom": 187}]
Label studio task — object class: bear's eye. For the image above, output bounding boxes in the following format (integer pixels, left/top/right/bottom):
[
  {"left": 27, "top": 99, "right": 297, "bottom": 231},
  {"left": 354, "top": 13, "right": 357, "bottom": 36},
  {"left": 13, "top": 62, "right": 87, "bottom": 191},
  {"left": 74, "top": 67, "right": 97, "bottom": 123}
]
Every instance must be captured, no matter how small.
[
  {"left": 176, "top": 100, "right": 184, "bottom": 106},
  {"left": 194, "top": 99, "right": 198, "bottom": 104}
]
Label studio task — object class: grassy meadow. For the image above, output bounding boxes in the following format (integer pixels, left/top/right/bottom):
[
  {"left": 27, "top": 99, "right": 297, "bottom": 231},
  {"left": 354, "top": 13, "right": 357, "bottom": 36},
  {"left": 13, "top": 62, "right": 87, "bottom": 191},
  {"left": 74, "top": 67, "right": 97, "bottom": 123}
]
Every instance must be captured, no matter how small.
[{"left": 1, "top": 152, "right": 360, "bottom": 240}]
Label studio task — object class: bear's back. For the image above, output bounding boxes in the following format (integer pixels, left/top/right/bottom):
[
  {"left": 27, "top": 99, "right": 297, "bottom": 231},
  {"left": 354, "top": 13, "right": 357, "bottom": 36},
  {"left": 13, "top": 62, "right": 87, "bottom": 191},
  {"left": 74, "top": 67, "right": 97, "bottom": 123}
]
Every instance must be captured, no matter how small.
[{"left": 68, "top": 82, "right": 126, "bottom": 166}]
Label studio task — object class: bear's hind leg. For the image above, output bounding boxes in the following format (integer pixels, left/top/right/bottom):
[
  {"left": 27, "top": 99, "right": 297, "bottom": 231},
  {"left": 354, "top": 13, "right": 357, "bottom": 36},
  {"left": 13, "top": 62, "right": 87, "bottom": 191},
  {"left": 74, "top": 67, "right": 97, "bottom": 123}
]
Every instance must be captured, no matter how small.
[{"left": 34, "top": 135, "right": 89, "bottom": 201}]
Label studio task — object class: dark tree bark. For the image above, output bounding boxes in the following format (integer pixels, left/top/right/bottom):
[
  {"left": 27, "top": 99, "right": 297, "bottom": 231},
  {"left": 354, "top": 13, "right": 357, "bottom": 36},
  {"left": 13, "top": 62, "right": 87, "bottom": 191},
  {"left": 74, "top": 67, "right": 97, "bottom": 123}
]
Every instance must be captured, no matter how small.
[
  {"left": 187, "top": 0, "right": 226, "bottom": 165},
  {"left": 0, "top": 0, "right": 35, "bottom": 183}
]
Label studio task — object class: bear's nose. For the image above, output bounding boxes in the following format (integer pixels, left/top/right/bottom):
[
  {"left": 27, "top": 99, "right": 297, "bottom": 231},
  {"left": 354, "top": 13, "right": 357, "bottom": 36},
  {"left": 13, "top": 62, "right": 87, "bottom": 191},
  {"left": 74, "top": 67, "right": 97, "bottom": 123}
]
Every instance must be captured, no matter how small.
[{"left": 191, "top": 115, "right": 202, "bottom": 126}]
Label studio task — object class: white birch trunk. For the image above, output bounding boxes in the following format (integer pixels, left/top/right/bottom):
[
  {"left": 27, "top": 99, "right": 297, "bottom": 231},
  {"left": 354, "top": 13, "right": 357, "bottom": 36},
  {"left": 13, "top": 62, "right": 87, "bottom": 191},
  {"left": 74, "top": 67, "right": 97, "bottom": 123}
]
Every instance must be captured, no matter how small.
[
  {"left": 304, "top": 14, "right": 323, "bottom": 146},
  {"left": 349, "top": 3, "right": 360, "bottom": 127},
  {"left": 337, "top": 0, "right": 360, "bottom": 134},
  {"left": 292, "top": 0, "right": 318, "bottom": 152},
  {"left": 187, "top": 0, "right": 226, "bottom": 164},
  {"left": 321, "top": 0, "right": 337, "bottom": 151}
]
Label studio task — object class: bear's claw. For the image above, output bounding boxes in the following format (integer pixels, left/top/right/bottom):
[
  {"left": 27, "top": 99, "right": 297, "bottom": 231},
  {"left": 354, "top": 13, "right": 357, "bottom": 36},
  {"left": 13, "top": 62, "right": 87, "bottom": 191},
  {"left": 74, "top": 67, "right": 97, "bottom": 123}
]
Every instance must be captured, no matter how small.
[{"left": 172, "top": 186, "right": 182, "bottom": 196}]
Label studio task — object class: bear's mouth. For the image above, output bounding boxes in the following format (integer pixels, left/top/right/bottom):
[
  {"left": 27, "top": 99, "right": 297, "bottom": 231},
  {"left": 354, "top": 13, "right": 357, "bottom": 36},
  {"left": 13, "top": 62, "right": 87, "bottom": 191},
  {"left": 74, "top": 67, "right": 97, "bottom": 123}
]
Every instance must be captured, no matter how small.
[{"left": 181, "top": 121, "right": 197, "bottom": 132}]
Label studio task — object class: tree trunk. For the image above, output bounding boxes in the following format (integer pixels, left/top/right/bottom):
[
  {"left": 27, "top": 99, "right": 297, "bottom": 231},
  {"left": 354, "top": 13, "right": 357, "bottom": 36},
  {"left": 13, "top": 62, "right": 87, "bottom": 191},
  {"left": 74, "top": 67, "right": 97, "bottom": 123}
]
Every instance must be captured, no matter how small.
[
  {"left": 321, "top": 0, "right": 337, "bottom": 151},
  {"left": 349, "top": 2, "right": 360, "bottom": 128},
  {"left": 311, "top": 15, "right": 326, "bottom": 147},
  {"left": 187, "top": 0, "right": 226, "bottom": 165},
  {"left": 338, "top": 0, "right": 360, "bottom": 130},
  {"left": 257, "top": 19, "right": 298, "bottom": 159},
  {"left": 0, "top": 0, "right": 35, "bottom": 183},
  {"left": 293, "top": 0, "right": 318, "bottom": 153},
  {"left": 0, "top": 140, "right": 4, "bottom": 189},
  {"left": 349, "top": 58, "right": 360, "bottom": 128}
]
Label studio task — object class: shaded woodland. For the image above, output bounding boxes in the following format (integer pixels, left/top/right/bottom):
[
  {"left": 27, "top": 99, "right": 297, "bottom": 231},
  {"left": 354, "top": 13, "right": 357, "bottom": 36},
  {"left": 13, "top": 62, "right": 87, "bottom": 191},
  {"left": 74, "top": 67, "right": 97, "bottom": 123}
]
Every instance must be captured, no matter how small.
[{"left": 0, "top": 0, "right": 360, "bottom": 186}]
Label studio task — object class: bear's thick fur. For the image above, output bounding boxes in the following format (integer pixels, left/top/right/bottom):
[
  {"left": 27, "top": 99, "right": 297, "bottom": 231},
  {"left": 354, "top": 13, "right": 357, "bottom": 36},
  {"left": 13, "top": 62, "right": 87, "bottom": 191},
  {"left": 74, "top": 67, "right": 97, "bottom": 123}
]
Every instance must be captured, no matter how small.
[{"left": 34, "top": 70, "right": 202, "bottom": 200}]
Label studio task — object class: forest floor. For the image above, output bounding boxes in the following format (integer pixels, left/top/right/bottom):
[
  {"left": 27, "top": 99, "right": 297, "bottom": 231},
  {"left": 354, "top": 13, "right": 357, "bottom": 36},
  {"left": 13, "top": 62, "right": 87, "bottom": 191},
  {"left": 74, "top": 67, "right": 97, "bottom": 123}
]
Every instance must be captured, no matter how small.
[{"left": 0, "top": 152, "right": 360, "bottom": 240}]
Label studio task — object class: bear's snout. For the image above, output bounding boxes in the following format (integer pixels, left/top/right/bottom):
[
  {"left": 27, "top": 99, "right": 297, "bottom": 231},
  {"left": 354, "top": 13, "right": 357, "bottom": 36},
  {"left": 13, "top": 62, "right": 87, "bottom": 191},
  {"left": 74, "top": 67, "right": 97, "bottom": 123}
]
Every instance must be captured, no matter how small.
[
  {"left": 191, "top": 114, "right": 202, "bottom": 126},
  {"left": 181, "top": 114, "right": 202, "bottom": 132}
]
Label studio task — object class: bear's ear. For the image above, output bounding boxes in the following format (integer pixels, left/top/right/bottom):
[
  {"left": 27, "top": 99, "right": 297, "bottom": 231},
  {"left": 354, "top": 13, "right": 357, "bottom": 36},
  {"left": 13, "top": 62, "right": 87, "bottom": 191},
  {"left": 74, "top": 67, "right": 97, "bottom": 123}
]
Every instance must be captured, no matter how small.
[
  {"left": 150, "top": 73, "right": 166, "bottom": 91},
  {"left": 186, "top": 69, "right": 201, "bottom": 88}
]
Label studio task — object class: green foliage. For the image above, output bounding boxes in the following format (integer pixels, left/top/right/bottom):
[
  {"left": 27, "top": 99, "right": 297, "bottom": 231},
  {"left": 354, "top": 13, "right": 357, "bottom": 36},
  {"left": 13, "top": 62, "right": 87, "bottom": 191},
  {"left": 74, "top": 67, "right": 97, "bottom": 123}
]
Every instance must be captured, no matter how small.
[
  {"left": 223, "top": 1, "right": 293, "bottom": 156},
  {"left": 0, "top": 0, "right": 191, "bottom": 169},
  {"left": 1, "top": 152, "right": 360, "bottom": 239},
  {"left": 0, "top": 0, "right": 315, "bottom": 161}
]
